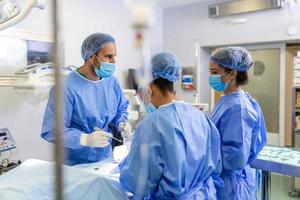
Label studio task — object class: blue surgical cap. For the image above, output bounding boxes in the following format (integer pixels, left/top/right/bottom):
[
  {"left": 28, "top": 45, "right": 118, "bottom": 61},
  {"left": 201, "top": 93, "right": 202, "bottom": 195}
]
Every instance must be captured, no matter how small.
[
  {"left": 81, "top": 33, "right": 115, "bottom": 61},
  {"left": 210, "top": 46, "right": 253, "bottom": 72},
  {"left": 151, "top": 51, "right": 181, "bottom": 82}
]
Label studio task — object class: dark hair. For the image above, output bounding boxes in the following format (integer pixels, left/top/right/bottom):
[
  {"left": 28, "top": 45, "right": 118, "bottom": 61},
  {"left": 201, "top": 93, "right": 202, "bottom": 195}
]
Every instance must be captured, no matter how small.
[
  {"left": 224, "top": 68, "right": 248, "bottom": 86},
  {"left": 151, "top": 77, "right": 175, "bottom": 96}
]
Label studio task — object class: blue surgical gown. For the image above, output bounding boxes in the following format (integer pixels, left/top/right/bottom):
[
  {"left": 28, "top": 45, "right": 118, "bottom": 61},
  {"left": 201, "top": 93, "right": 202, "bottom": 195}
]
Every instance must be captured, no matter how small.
[
  {"left": 210, "top": 90, "right": 267, "bottom": 200},
  {"left": 41, "top": 71, "right": 129, "bottom": 165},
  {"left": 119, "top": 102, "right": 222, "bottom": 200}
]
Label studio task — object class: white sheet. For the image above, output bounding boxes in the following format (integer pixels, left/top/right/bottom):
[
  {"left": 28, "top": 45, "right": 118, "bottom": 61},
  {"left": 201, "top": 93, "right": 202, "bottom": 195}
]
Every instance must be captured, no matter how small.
[{"left": 0, "top": 159, "right": 128, "bottom": 200}]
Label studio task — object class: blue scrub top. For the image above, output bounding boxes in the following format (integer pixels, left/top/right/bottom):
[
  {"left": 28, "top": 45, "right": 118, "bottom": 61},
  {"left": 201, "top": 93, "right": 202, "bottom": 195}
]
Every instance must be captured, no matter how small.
[
  {"left": 41, "top": 71, "right": 129, "bottom": 165},
  {"left": 211, "top": 90, "right": 267, "bottom": 199},
  {"left": 119, "top": 102, "right": 222, "bottom": 200}
]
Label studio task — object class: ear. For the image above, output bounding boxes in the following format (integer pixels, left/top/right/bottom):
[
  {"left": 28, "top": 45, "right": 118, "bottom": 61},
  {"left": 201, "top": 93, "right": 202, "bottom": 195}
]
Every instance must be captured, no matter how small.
[
  {"left": 149, "top": 84, "right": 155, "bottom": 96},
  {"left": 87, "top": 55, "right": 95, "bottom": 63},
  {"left": 229, "top": 70, "right": 238, "bottom": 80},
  {"left": 150, "top": 84, "right": 161, "bottom": 96}
]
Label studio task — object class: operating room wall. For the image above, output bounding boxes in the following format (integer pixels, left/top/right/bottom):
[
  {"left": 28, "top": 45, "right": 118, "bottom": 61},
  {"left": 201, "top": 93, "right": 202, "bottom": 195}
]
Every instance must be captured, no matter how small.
[
  {"left": 0, "top": 1, "right": 54, "bottom": 162},
  {"left": 3, "top": 0, "right": 164, "bottom": 87},
  {"left": 162, "top": 1, "right": 300, "bottom": 104},
  {"left": 0, "top": 0, "right": 163, "bottom": 162},
  {"left": 0, "top": 44, "right": 56, "bottom": 162},
  {"left": 11, "top": 0, "right": 53, "bottom": 33},
  {"left": 61, "top": 0, "right": 163, "bottom": 88}
]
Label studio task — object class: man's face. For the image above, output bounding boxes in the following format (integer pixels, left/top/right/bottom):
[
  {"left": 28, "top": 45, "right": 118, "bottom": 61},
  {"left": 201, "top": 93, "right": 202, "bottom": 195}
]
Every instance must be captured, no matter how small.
[{"left": 94, "top": 42, "right": 117, "bottom": 64}]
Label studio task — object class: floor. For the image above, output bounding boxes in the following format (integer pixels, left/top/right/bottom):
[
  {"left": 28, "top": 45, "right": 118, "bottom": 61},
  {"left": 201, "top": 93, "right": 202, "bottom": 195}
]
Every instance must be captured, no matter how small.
[{"left": 258, "top": 174, "right": 300, "bottom": 200}]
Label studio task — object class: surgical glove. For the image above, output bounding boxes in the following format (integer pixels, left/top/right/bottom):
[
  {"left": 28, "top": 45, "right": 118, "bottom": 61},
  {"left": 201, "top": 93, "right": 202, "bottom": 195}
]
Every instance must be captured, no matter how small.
[
  {"left": 113, "top": 145, "right": 129, "bottom": 163},
  {"left": 80, "top": 129, "right": 112, "bottom": 147},
  {"left": 119, "top": 122, "right": 132, "bottom": 140}
]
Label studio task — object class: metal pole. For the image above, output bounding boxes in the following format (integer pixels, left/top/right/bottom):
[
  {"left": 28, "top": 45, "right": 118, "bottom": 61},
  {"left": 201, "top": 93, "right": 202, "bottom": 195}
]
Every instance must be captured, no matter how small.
[
  {"left": 52, "top": 0, "right": 63, "bottom": 199},
  {"left": 194, "top": 39, "right": 199, "bottom": 104},
  {"left": 261, "top": 170, "right": 271, "bottom": 200}
]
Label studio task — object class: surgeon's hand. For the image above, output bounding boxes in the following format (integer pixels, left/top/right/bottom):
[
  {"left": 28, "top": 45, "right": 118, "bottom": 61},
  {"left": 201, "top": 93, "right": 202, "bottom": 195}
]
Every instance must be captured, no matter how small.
[
  {"left": 113, "top": 145, "right": 129, "bottom": 163},
  {"left": 80, "top": 129, "right": 112, "bottom": 147},
  {"left": 119, "top": 122, "right": 132, "bottom": 140}
]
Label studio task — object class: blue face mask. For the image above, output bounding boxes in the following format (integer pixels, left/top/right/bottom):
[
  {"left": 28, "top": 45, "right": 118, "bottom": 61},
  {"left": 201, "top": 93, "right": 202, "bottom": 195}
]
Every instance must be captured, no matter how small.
[
  {"left": 94, "top": 56, "right": 116, "bottom": 78},
  {"left": 145, "top": 103, "right": 157, "bottom": 113},
  {"left": 208, "top": 73, "right": 229, "bottom": 92},
  {"left": 95, "top": 62, "right": 116, "bottom": 78}
]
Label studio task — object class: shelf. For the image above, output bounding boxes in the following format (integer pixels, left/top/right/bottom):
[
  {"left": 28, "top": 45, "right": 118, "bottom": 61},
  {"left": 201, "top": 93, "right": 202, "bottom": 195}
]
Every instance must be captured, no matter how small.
[{"left": 294, "top": 129, "right": 300, "bottom": 135}]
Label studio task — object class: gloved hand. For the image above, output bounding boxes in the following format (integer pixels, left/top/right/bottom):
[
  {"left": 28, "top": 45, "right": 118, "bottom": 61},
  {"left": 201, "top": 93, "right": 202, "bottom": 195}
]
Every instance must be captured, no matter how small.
[
  {"left": 80, "top": 128, "right": 112, "bottom": 147},
  {"left": 113, "top": 145, "right": 129, "bottom": 163},
  {"left": 119, "top": 122, "right": 132, "bottom": 140}
]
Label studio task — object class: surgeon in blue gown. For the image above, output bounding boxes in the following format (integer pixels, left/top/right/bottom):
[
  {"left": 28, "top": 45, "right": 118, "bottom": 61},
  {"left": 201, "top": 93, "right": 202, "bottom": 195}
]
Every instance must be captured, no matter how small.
[
  {"left": 119, "top": 51, "right": 222, "bottom": 200},
  {"left": 41, "top": 33, "right": 131, "bottom": 165},
  {"left": 208, "top": 47, "right": 267, "bottom": 200}
]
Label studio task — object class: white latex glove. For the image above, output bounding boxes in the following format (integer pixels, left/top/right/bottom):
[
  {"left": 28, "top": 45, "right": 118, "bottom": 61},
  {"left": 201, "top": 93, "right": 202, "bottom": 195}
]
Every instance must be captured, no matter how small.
[
  {"left": 80, "top": 129, "right": 112, "bottom": 147},
  {"left": 119, "top": 122, "right": 133, "bottom": 140},
  {"left": 113, "top": 145, "right": 129, "bottom": 163}
]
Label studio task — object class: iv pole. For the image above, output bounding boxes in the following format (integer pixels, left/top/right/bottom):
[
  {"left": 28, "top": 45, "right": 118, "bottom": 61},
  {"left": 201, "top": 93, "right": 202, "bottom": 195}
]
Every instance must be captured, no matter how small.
[
  {"left": 194, "top": 39, "right": 199, "bottom": 104},
  {"left": 51, "top": 0, "right": 64, "bottom": 199}
]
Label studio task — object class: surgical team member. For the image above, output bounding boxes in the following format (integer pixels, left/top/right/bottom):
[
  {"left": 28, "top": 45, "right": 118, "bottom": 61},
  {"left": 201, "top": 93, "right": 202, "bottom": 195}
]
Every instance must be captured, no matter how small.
[
  {"left": 208, "top": 47, "right": 267, "bottom": 199},
  {"left": 41, "top": 33, "right": 131, "bottom": 165},
  {"left": 119, "top": 52, "right": 222, "bottom": 199}
]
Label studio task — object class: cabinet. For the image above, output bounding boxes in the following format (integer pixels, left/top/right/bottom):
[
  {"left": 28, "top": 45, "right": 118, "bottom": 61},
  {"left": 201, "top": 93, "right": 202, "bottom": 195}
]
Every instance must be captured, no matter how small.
[{"left": 290, "top": 51, "right": 300, "bottom": 197}]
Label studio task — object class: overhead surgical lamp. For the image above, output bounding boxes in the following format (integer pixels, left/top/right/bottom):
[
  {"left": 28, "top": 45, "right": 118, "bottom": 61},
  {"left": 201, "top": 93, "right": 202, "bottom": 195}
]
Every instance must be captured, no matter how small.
[{"left": 0, "top": 0, "right": 46, "bottom": 31}]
